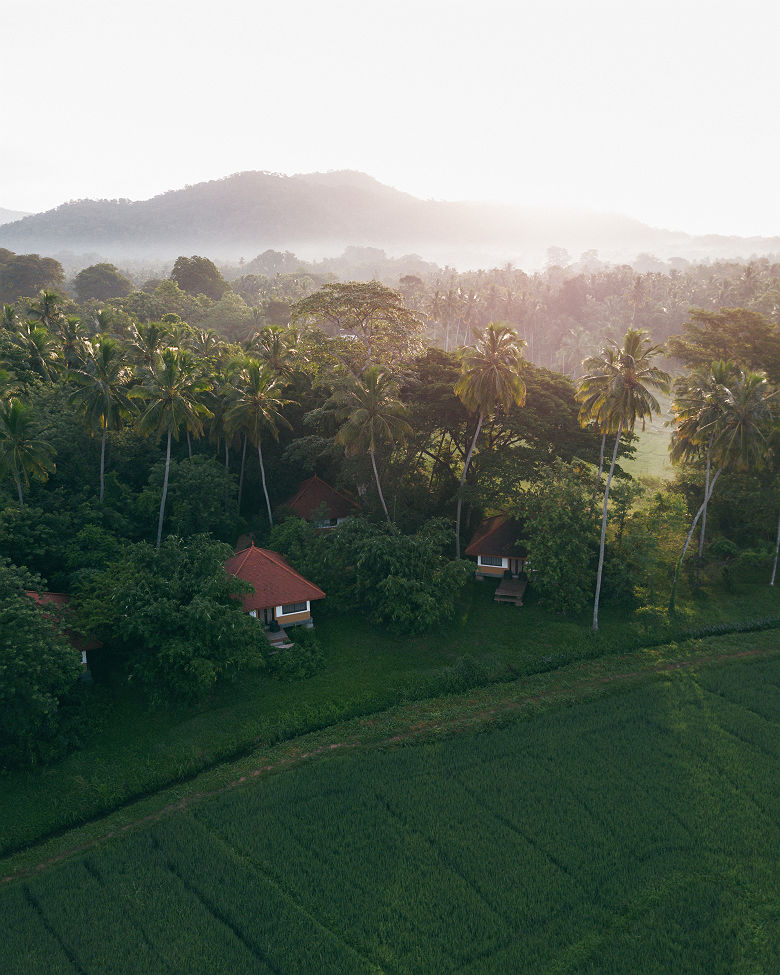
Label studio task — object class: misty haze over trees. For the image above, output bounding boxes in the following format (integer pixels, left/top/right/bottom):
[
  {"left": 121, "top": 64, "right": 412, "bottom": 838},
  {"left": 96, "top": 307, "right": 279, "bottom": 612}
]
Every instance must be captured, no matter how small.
[{"left": 1, "top": 170, "right": 778, "bottom": 270}]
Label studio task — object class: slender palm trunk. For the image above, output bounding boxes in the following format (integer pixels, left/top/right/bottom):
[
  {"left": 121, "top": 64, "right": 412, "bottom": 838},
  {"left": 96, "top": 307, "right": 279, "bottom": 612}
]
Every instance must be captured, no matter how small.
[
  {"left": 593, "top": 419, "right": 623, "bottom": 632},
  {"left": 669, "top": 467, "right": 723, "bottom": 612},
  {"left": 15, "top": 474, "right": 24, "bottom": 511},
  {"left": 237, "top": 434, "right": 247, "bottom": 510},
  {"left": 224, "top": 440, "right": 229, "bottom": 471},
  {"left": 770, "top": 510, "right": 780, "bottom": 586},
  {"left": 99, "top": 420, "right": 107, "bottom": 504},
  {"left": 698, "top": 442, "right": 713, "bottom": 560},
  {"left": 258, "top": 441, "right": 273, "bottom": 527},
  {"left": 156, "top": 428, "right": 172, "bottom": 549},
  {"left": 591, "top": 430, "right": 607, "bottom": 503},
  {"left": 186, "top": 429, "right": 192, "bottom": 459},
  {"left": 455, "top": 411, "right": 484, "bottom": 559},
  {"left": 370, "top": 447, "right": 391, "bottom": 523}
]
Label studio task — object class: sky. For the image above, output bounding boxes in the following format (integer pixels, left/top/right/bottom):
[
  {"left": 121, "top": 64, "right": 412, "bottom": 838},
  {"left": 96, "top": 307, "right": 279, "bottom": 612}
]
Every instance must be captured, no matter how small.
[{"left": 4, "top": 0, "right": 779, "bottom": 237}]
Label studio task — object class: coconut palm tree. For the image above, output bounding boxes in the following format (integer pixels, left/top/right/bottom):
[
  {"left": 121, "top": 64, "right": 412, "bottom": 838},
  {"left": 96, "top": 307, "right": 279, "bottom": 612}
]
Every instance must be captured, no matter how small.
[
  {"left": 131, "top": 349, "right": 212, "bottom": 547},
  {"left": 0, "top": 397, "right": 56, "bottom": 509},
  {"left": 57, "top": 316, "right": 90, "bottom": 372},
  {"left": 577, "top": 328, "right": 669, "bottom": 631},
  {"left": 669, "top": 367, "right": 775, "bottom": 610},
  {"left": 453, "top": 323, "right": 526, "bottom": 557},
  {"left": 1, "top": 304, "right": 17, "bottom": 331},
  {"left": 669, "top": 360, "right": 735, "bottom": 572},
  {"left": 224, "top": 360, "right": 293, "bottom": 528},
  {"left": 10, "top": 321, "right": 61, "bottom": 381},
  {"left": 333, "top": 366, "right": 411, "bottom": 524},
  {"left": 69, "top": 336, "right": 134, "bottom": 503},
  {"left": 27, "top": 289, "right": 63, "bottom": 331},
  {"left": 577, "top": 345, "right": 621, "bottom": 494},
  {"left": 127, "top": 321, "right": 169, "bottom": 369}
]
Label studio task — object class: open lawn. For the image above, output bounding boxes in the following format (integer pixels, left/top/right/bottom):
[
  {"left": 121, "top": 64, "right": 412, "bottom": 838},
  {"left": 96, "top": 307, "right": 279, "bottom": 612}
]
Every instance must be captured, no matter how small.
[
  {"left": 2, "top": 650, "right": 778, "bottom": 974},
  {"left": 620, "top": 391, "right": 675, "bottom": 481},
  {"left": 1, "top": 576, "right": 778, "bottom": 857}
]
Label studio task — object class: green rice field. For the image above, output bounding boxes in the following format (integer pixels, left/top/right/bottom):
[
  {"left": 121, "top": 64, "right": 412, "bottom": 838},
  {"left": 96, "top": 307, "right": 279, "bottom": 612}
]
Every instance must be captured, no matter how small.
[{"left": 2, "top": 653, "right": 778, "bottom": 974}]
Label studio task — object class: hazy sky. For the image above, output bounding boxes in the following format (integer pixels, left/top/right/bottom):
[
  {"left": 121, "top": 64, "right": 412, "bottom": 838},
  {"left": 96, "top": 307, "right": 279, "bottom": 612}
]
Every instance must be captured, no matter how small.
[{"left": 5, "top": 0, "right": 778, "bottom": 236}]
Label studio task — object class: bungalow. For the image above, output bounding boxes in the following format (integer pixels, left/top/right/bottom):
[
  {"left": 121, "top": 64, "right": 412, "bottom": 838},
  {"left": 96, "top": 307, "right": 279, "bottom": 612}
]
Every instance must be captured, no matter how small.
[
  {"left": 25, "top": 591, "right": 101, "bottom": 677},
  {"left": 284, "top": 474, "right": 357, "bottom": 529},
  {"left": 224, "top": 543, "right": 325, "bottom": 634},
  {"left": 465, "top": 515, "right": 528, "bottom": 580},
  {"left": 465, "top": 515, "right": 529, "bottom": 606}
]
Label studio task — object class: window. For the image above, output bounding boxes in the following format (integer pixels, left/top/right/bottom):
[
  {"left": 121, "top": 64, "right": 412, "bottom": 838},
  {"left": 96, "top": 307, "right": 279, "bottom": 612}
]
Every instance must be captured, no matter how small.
[
  {"left": 281, "top": 602, "right": 308, "bottom": 615},
  {"left": 479, "top": 555, "right": 504, "bottom": 567}
]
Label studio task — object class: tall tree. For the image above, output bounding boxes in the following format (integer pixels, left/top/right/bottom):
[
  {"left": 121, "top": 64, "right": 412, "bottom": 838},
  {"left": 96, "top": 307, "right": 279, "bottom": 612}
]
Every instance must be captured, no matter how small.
[
  {"left": 669, "top": 368, "right": 775, "bottom": 610},
  {"left": 10, "top": 321, "right": 60, "bottom": 381},
  {"left": 26, "top": 289, "right": 64, "bottom": 331},
  {"left": 291, "top": 281, "right": 423, "bottom": 374},
  {"left": 577, "top": 344, "right": 621, "bottom": 494},
  {"left": 0, "top": 398, "right": 56, "bottom": 509},
  {"left": 669, "top": 361, "right": 735, "bottom": 572},
  {"left": 131, "top": 350, "right": 212, "bottom": 547},
  {"left": 225, "top": 360, "right": 292, "bottom": 529},
  {"left": 170, "top": 255, "right": 229, "bottom": 301},
  {"left": 69, "top": 336, "right": 134, "bottom": 503},
  {"left": 333, "top": 366, "right": 412, "bottom": 524},
  {"left": 126, "top": 321, "right": 169, "bottom": 369},
  {"left": 577, "top": 328, "right": 669, "bottom": 631},
  {"left": 453, "top": 323, "right": 526, "bottom": 557}
]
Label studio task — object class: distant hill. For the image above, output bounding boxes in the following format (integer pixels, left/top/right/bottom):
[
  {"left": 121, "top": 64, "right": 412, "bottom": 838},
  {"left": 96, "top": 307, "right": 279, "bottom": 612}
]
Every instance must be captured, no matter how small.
[
  {"left": 0, "top": 206, "right": 31, "bottom": 226},
  {"left": 0, "top": 170, "right": 777, "bottom": 269}
]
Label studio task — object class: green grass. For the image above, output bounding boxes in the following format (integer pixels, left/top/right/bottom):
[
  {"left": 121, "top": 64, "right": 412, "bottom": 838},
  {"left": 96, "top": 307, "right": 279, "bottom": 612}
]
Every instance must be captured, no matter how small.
[
  {"left": 1, "top": 576, "right": 778, "bottom": 857},
  {"left": 621, "top": 391, "right": 675, "bottom": 481},
  {"left": 2, "top": 652, "right": 778, "bottom": 974}
]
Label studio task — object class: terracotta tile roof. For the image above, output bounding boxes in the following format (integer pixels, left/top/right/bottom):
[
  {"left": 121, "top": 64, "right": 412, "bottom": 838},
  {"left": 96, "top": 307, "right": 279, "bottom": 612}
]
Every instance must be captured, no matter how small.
[
  {"left": 465, "top": 515, "right": 528, "bottom": 558},
  {"left": 224, "top": 544, "right": 326, "bottom": 612},
  {"left": 25, "top": 591, "right": 102, "bottom": 651},
  {"left": 285, "top": 475, "right": 357, "bottom": 521}
]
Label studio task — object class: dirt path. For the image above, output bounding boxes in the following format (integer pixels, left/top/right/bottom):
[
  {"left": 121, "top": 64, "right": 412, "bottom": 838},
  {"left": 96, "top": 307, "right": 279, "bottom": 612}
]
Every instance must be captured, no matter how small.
[{"left": 2, "top": 641, "right": 777, "bottom": 886}]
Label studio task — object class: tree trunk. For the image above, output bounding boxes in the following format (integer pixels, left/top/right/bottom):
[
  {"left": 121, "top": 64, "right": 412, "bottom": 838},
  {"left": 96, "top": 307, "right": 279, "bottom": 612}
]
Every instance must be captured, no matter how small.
[
  {"left": 695, "top": 439, "right": 714, "bottom": 585},
  {"left": 15, "top": 474, "right": 24, "bottom": 511},
  {"left": 770, "top": 510, "right": 780, "bottom": 586},
  {"left": 258, "top": 441, "right": 273, "bottom": 528},
  {"left": 237, "top": 434, "right": 247, "bottom": 511},
  {"left": 224, "top": 439, "right": 229, "bottom": 471},
  {"left": 370, "top": 447, "right": 391, "bottom": 523},
  {"left": 186, "top": 429, "right": 192, "bottom": 459},
  {"left": 455, "top": 411, "right": 484, "bottom": 560},
  {"left": 156, "top": 428, "right": 172, "bottom": 549},
  {"left": 99, "top": 420, "right": 107, "bottom": 504},
  {"left": 669, "top": 467, "right": 723, "bottom": 612},
  {"left": 428, "top": 431, "right": 447, "bottom": 490},
  {"left": 593, "top": 419, "right": 623, "bottom": 632},
  {"left": 698, "top": 442, "right": 713, "bottom": 559},
  {"left": 591, "top": 430, "right": 607, "bottom": 503}
]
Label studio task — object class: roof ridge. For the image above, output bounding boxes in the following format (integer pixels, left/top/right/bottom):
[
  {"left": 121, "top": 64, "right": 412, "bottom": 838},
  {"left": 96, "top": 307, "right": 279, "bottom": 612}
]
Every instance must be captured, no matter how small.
[{"left": 233, "top": 547, "right": 252, "bottom": 574}]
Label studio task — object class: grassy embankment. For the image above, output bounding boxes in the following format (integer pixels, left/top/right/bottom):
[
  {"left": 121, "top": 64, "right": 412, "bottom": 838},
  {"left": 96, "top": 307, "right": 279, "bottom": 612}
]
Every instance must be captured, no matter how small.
[
  {"left": 1, "top": 644, "right": 778, "bottom": 974},
  {"left": 1, "top": 569, "right": 777, "bottom": 858}
]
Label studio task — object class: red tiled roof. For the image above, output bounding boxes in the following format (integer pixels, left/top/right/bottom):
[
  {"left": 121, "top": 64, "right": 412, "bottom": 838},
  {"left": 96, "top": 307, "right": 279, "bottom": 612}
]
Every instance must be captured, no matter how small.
[
  {"left": 285, "top": 475, "right": 357, "bottom": 521},
  {"left": 465, "top": 515, "right": 527, "bottom": 558},
  {"left": 224, "top": 544, "right": 326, "bottom": 612},
  {"left": 25, "top": 591, "right": 102, "bottom": 652},
  {"left": 26, "top": 590, "right": 70, "bottom": 609}
]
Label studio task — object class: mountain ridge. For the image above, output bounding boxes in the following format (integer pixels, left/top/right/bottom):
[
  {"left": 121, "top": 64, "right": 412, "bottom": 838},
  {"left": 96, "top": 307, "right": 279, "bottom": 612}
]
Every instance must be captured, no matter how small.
[{"left": 0, "top": 170, "right": 777, "bottom": 269}]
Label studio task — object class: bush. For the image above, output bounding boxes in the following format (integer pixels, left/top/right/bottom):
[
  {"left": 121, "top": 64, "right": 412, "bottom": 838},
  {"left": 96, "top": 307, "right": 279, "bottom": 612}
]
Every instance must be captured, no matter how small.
[
  {"left": 0, "top": 560, "right": 82, "bottom": 769},
  {"left": 75, "top": 535, "right": 267, "bottom": 702},
  {"left": 267, "top": 627, "right": 325, "bottom": 681}
]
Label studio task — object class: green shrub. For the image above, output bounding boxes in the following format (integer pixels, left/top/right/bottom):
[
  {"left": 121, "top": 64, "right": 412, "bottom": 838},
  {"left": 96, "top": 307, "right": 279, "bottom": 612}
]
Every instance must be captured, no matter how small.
[{"left": 267, "top": 627, "right": 325, "bottom": 681}]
